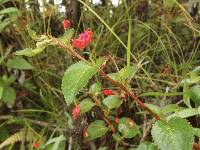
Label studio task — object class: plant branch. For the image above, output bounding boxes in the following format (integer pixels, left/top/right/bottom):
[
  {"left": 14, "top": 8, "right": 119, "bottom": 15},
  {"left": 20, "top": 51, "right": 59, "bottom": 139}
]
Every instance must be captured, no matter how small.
[{"left": 51, "top": 37, "right": 161, "bottom": 120}]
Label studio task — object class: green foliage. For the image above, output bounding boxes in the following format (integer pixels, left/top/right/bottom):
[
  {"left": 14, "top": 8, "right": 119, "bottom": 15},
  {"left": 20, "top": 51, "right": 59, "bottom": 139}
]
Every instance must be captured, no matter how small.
[
  {"left": 167, "top": 107, "right": 200, "bottom": 120},
  {"left": 0, "top": 7, "right": 20, "bottom": 31},
  {"left": 89, "top": 82, "right": 101, "bottom": 95},
  {"left": 14, "top": 35, "right": 52, "bottom": 57},
  {"left": 6, "top": 57, "right": 34, "bottom": 70},
  {"left": 43, "top": 135, "right": 65, "bottom": 150},
  {"left": 136, "top": 142, "right": 158, "bottom": 150},
  {"left": 79, "top": 98, "right": 95, "bottom": 114},
  {"left": 163, "top": 0, "right": 176, "bottom": 9},
  {"left": 59, "top": 29, "right": 74, "bottom": 43},
  {"left": 108, "top": 65, "right": 138, "bottom": 83},
  {"left": 87, "top": 120, "right": 108, "bottom": 140},
  {"left": 151, "top": 117, "right": 194, "bottom": 150},
  {"left": 62, "top": 61, "right": 100, "bottom": 106},
  {"left": 26, "top": 26, "right": 38, "bottom": 40},
  {"left": 1, "top": 87, "right": 16, "bottom": 108},
  {"left": 118, "top": 117, "right": 140, "bottom": 138},
  {"left": 103, "top": 96, "right": 122, "bottom": 110},
  {"left": 189, "top": 85, "right": 200, "bottom": 106}
]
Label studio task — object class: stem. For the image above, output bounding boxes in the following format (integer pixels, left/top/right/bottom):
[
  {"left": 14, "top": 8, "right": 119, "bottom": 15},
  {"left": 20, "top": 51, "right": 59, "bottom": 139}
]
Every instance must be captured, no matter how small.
[{"left": 51, "top": 37, "right": 161, "bottom": 120}]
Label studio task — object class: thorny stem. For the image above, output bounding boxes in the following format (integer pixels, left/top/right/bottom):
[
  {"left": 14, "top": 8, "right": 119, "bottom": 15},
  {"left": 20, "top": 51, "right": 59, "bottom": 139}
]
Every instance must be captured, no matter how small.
[{"left": 51, "top": 36, "right": 161, "bottom": 120}]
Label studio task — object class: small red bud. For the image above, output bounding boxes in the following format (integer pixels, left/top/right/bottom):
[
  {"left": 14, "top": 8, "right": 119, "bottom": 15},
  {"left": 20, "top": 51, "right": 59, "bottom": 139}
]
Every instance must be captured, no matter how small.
[
  {"left": 102, "top": 89, "right": 115, "bottom": 96},
  {"left": 33, "top": 142, "right": 40, "bottom": 148},
  {"left": 72, "top": 105, "right": 81, "bottom": 120},
  {"left": 63, "top": 19, "right": 71, "bottom": 29},
  {"left": 114, "top": 117, "right": 119, "bottom": 124}
]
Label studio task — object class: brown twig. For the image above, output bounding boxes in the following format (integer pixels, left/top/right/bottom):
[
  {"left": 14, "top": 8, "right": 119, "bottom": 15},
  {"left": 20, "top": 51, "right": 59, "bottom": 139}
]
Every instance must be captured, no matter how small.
[{"left": 51, "top": 37, "right": 161, "bottom": 120}]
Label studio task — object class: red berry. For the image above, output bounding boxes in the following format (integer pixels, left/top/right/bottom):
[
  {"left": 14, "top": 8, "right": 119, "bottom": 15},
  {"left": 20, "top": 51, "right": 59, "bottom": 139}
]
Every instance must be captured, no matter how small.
[
  {"left": 102, "top": 89, "right": 115, "bottom": 96},
  {"left": 33, "top": 142, "right": 40, "bottom": 148},
  {"left": 72, "top": 105, "right": 81, "bottom": 120},
  {"left": 72, "top": 29, "right": 93, "bottom": 49},
  {"left": 63, "top": 19, "right": 71, "bottom": 29}
]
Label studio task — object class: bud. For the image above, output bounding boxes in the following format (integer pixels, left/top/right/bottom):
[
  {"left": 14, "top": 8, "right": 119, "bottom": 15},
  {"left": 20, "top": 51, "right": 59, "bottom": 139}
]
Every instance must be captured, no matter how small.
[
  {"left": 72, "top": 105, "right": 81, "bottom": 120},
  {"left": 33, "top": 142, "right": 40, "bottom": 148},
  {"left": 114, "top": 116, "right": 119, "bottom": 124},
  {"left": 63, "top": 19, "right": 71, "bottom": 29},
  {"left": 83, "top": 128, "right": 89, "bottom": 138},
  {"left": 102, "top": 89, "right": 115, "bottom": 96}
]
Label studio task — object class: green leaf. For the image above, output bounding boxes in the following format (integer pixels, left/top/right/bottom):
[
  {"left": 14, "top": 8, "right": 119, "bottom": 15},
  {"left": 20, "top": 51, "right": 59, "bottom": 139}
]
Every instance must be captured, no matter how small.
[
  {"left": 61, "top": 61, "right": 99, "bottom": 106},
  {"left": 189, "top": 85, "right": 200, "bottom": 106},
  {"left": 193, "top": 128, "right": 200, "bottom": 138},
  {"left": 79, "top": 98, "right": 95, "bottom": 114},
  {"left": 163, "top": 0, "right": 176, "bottom": 9},
  {"left": 87, "top": 120, "right": 108, "bottom": 140},
  {"left": 162, "top": 104, "right": 183, "bottom": 115},
  {"left": 0, "top": 86, "right": 3, "bottom": 99},
  {"left": 14, "top": 46, "right": 45, "bottom": 57},
  {"left": 89, "top": 82, "right": 101, "bottom": 94},
  {"left": 118, "top": 117, "right": 140, "bottom": 138},
  {"left": 108, "top": 65, "right": 138, "bottom": 82},
  {"left": 103, "top": 96, "right": 122, "bottom": 110},
  {"left": 1, "top": 87, "right": 16, "bottom": 108},
  {"left": 151, "top": 117, "right": 194, "bottom": 150},
  {"left": 144, "top": 103, "right": 162, "bottom": 116},
  {"left": 26, "top": 26, "right": 38, "bottom": 40},
  {"left": 112, "top": 132, "right": 123, "bottom": 142},
  {"left": 59, "top": 29, "right": 74, "bottom": 43},
  {"left": 44, "top": 135, "right": 65, "bottom": 150},
  {"left": 6, "top": 57, "right": 34, "bottom": 70},
  {"left": 0, "top": 7, "right": 19, "bottom": 15},
  {"left": 183, "top": 79, "right": 191, "bottom": 107},
  {"left": 136, "top": 142, "right": 158, "bottom": 150},
  {"left": 167, "top": 108, "right": 199, "bottom": 121}
]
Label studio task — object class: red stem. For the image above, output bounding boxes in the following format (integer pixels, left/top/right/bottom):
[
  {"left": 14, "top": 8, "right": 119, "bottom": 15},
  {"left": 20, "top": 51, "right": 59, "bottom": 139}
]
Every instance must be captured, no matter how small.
[{"left": 51, "top": 37, "right": 161, "bottom": 120}]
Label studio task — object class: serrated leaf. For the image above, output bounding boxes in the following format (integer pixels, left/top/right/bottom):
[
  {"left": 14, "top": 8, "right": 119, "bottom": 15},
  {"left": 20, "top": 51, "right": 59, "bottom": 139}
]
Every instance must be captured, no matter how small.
[
  {"left": 189, "top": 85, "right": 200, "bottom": 106},
  {"left": 167, "top": 108, "right": 199, "bottom": 121},
  {"left": 87, "top": 120, "right": 108, "bottom": 140},
  {"left": 79, "top": 98, "right": 95, "bottom": 114},
  {"left": 1, "top": 87, "right": 16, "bottom": 108},
  {"left": 14, "top": 46, "right": 45, "bottom": 57},
  {"left": 61, "top": 61, "right": 99, "bottom": 106},
  {"left": 151, "top": 117, "right": 194, "bottom": 150},
  {"left": 162, "top": 104, "right": 183, "bottom": 115},
  {"left": 6, "top": 57, "right": 34, "bottom": 70},
  {"left": 89, "top": 82, "right": 101, "bottom": 94},
  {"left": 108, "top": 65, "right": 138, "bottom": 82},
  {"left": 118, "top": 117, "right": 140, "bottom": 138},
  {"left": 103, "top": 96, "right": 122, "bottom": 110},
  {"left": 136, "top": 142, "right": 158, "bottom": 150},
  {"left": 27, "top": 26, "right": 38, "bottom": 40}
]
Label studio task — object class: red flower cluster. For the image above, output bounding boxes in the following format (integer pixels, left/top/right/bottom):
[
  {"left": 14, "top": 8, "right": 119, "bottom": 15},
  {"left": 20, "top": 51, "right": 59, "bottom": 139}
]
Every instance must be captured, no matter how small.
[
  {"left": 63, "top": 19, "right": 70, "bottom": 29},
  {"left": 102, "top": 89, "right": 115, "bottom": 96},
  {"left": 72, "top": 29, "right": 93, "bottom": 49},
  {"left": 72, "top": 105, "right": 81, "bottom": 120},
  {"left": 33, "top": 142, "right": 40, "bottom": 149}
]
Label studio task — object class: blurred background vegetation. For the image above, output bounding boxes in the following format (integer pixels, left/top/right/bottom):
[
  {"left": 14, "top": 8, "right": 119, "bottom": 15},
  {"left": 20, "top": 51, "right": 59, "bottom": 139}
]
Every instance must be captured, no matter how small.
[{"left": 0, "top": 0, "right": 200, "bottom": 149}]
